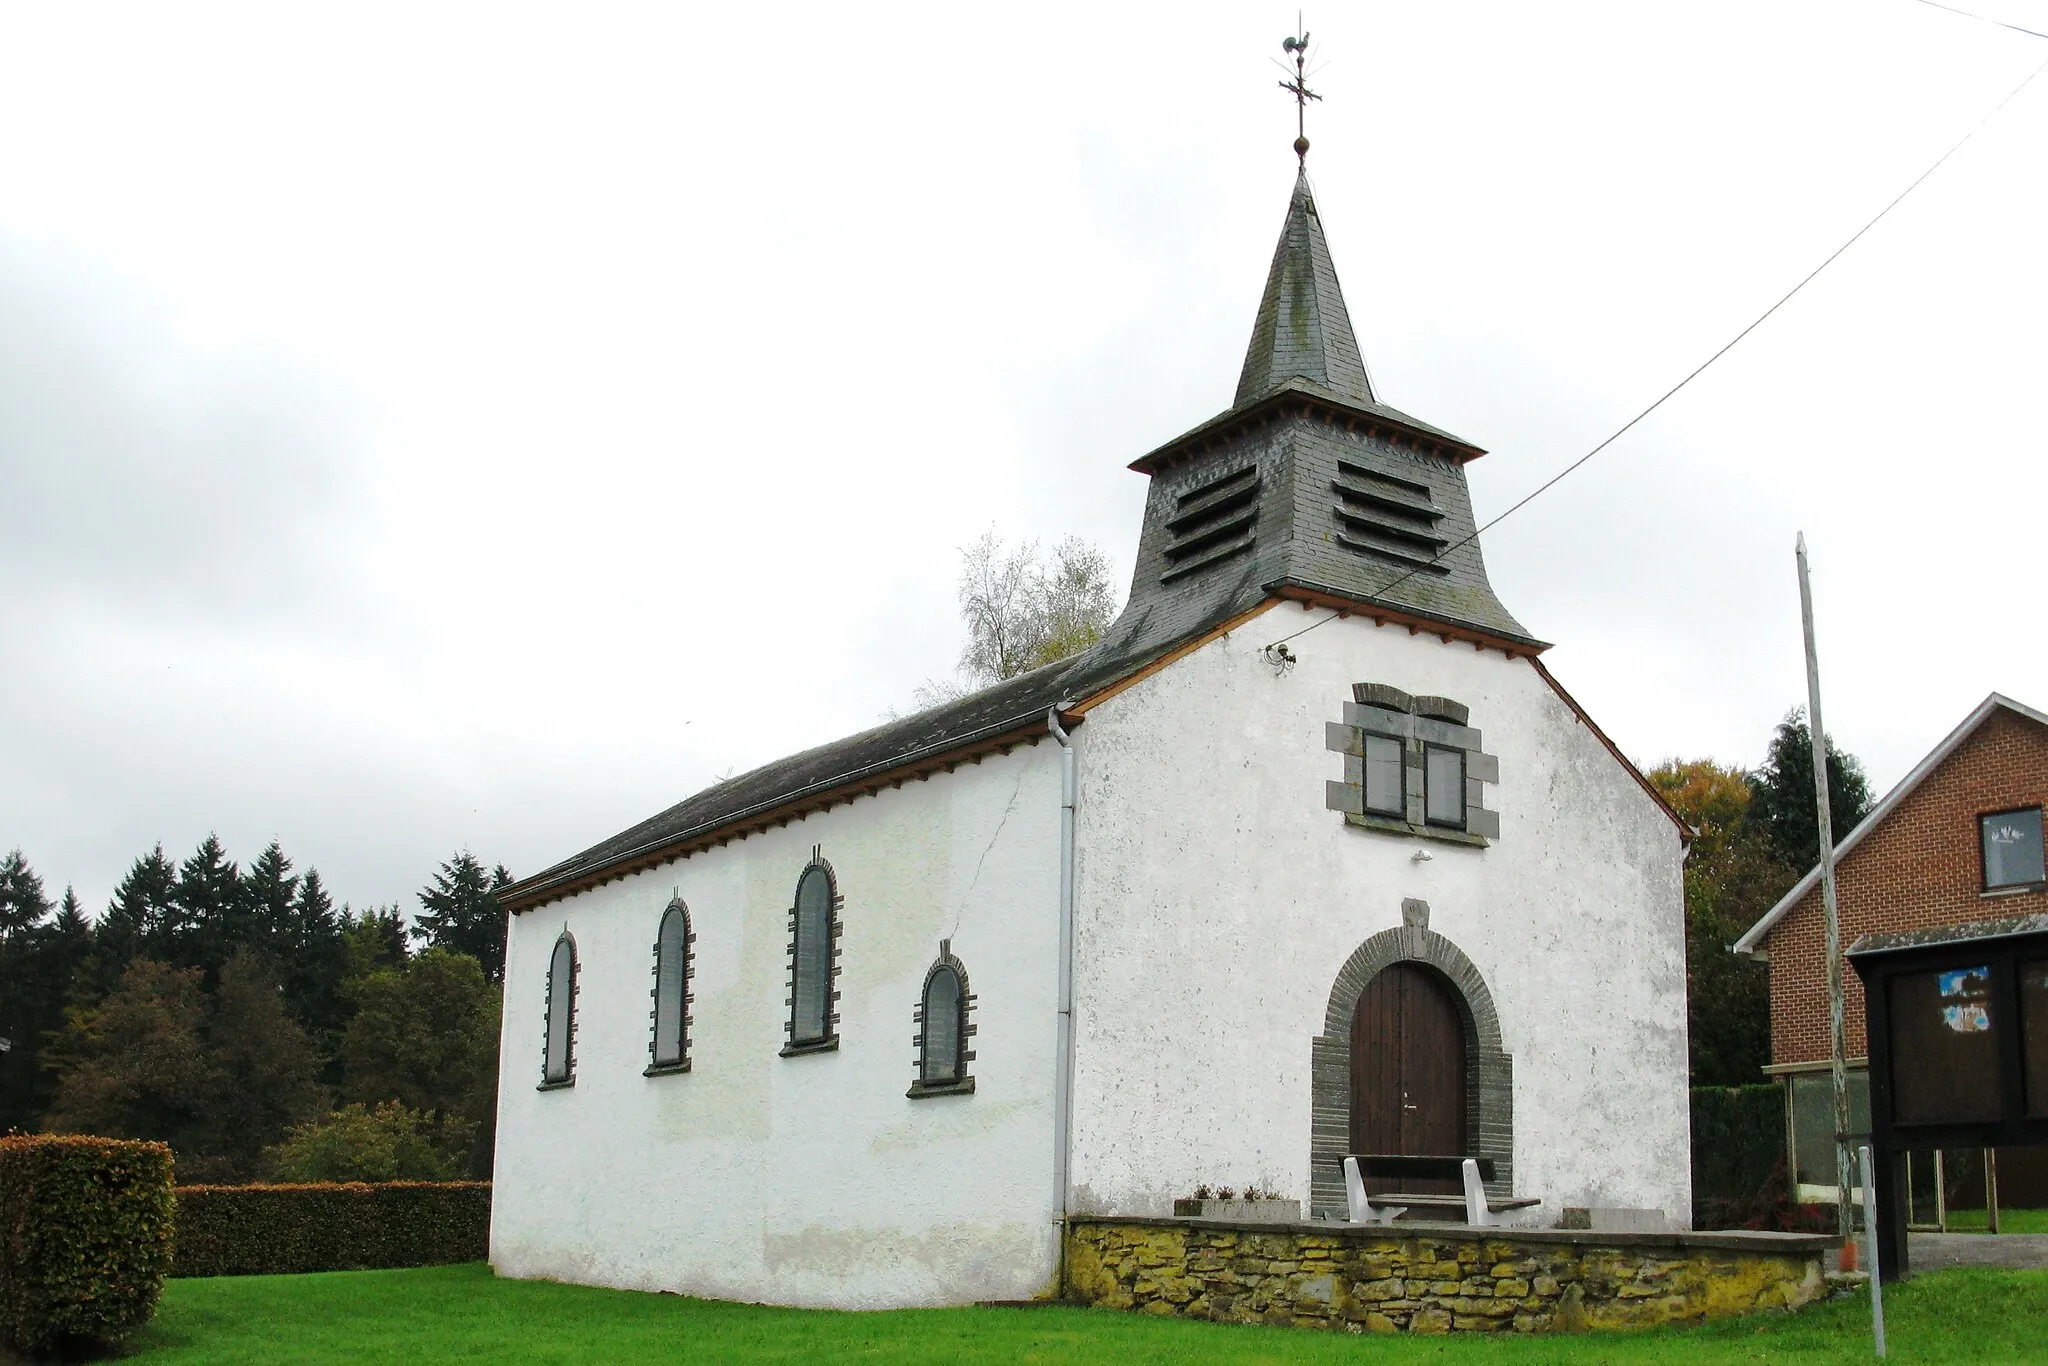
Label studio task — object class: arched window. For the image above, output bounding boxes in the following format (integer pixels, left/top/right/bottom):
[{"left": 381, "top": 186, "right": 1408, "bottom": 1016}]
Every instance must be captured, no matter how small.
[
  {"left": 908, "top": 941, "right": 975, "bottom": 1097},
  {"left": 647, "top": 899, "right": 693, "bottom": 1074},
  {"left": 540, "top": 931, "right": 577, "bottom": 1089},
  {"left": 783, "top": 850, "right": 840, "bottom": 1055}
]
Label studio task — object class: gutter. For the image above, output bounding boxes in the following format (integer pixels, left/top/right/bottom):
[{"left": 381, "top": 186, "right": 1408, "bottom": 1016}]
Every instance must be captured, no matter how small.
[{"left": 1046, "top": 707, "right": 1078, "bottom": 1293}]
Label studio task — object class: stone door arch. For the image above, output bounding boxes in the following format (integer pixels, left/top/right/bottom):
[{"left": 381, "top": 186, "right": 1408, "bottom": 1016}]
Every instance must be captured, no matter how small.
[{"left": 1308, "top": 924, "right": 1513, "bottom": 1219}]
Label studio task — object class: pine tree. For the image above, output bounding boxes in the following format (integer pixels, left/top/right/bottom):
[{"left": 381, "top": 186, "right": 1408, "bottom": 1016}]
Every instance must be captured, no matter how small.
[
  {"left": 286, "top": 868, "right": 351, "bottom": 1079},
  {"left": 1744, "top": 711, "right": 1875, "bottom": 872},
  {"left": 97, "top": 846, "right": 179, "bottom": 989},
  {"left": 242, "top": 841, "right": 300, "bottom": 962},
  {"left": 412, "top": 853, "right": 511, "bottom": 983},
  {"left": 0, "top": 849, "right": 50, "bottom": 938}
]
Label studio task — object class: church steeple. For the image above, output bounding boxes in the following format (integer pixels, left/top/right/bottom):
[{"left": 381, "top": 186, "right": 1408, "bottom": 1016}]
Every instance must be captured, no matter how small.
[{"left": 1234, "top": 169, "right": 1375, "bottom": 409}]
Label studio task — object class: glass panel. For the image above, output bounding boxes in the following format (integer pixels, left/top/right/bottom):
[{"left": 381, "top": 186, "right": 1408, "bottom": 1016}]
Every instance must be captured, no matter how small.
[
  {"left": 2024, "top": 958, "right": 2048, "bottom": 1119},
  {"left": 922, "top": 967, "right": 962, "bottom": 1083},
  {"left": 1981, "top": 809, "right": 2045, "bottom": 889},
  {"left": 792, "top": 867, "right": 832, "bottom": 1042},
  {"left": 653, "top": 907, "right": 687, "bottom": 1065},
  {"left": 1424, "top": 746, "right": 1464, "bottom": 828},
  {"left": 1789, "top": 1069, "right": 1871, "bottom": 1194},
  {"left": 1888, "top": 966, "right": 2000, "bottom": 1125},
  {"left": 1364, "top": 734, "right": 1404, "bottom": 815},
  {"left": 545, "top": 938, "right": 574, "bottom": 1082}
]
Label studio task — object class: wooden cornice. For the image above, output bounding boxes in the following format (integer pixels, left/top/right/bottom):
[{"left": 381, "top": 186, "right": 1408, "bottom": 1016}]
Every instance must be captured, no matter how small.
[{"left": 1268, "top": 582, "right": 1549, "bottom": 659}]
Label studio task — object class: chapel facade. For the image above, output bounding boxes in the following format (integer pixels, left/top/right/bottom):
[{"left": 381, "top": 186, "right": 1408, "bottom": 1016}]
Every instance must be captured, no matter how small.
[{"left": 488, "top": 167, "right": 1693, "bottom": 1308}]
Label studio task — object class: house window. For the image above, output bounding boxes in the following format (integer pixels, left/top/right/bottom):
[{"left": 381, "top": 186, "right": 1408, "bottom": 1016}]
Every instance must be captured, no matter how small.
[
  {"left": 1363, "top": 733, "right": 1404, "bottom": 816},
  {"left": 1981, "top": 808, "right": 2045, "bottom": 890},
  {"left": 648, "top": 900, "right": 693, "bottom": 1074},
  {"left": 540, "top": 932, "right": 577, "bottom": 1089},
  {"left": 785, "top": 852, "right": 841, "bottom": 1055},
  {"left": 1424, "top": 744, "right": 1466, "bottom": 829},
  {"left": 909, "top": 941, "right": 975, "bottom": 1098}
]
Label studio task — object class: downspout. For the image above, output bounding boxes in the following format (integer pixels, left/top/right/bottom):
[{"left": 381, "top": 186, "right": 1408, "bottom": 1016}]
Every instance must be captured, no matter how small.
[{"left": 1046, "top": 708, "right": 1077, "bottom": 1296}]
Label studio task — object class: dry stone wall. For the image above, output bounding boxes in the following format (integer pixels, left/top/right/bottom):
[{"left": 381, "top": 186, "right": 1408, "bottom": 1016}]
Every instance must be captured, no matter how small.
[{"left": 1065, "top": 1217, "right": 1828, "bottom": 1334}]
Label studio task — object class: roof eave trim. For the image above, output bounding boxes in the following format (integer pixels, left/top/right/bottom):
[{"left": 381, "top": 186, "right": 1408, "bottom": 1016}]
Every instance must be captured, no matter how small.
[
  {"left": 1129, "top": 388, "right": 1485, "bottom": 476},
  {"left": 499, "top": 710, "right": 1073, "bottom": 913},
  {"left": 1268, "top": 579, "right": 1550, "bottom": 656},
  {"left": 1731, "top": 692, "right": 2048, "bottom": 957}
]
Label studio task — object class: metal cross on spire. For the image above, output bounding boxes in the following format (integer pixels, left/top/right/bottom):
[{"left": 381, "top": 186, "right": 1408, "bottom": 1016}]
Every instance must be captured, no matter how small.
[{"left": 1278, "top": 21, "right": 1320, "bottom": 166}]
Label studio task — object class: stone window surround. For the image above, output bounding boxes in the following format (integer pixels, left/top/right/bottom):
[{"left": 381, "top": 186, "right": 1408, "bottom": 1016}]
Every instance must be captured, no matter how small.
[
  {"left": 645, "top": 898, "right": 696, "bottom": 1077},
  {"left": 782, "top": 847, "right": 845, "bottom": 1057},
  {"left": 538, "top": 928, "right": 578, "bottom": 1092},
  {"left": 1326, "top": 682, "right": 1500, "bottom": 845},
  {"left": 1307, "top": 920, "right": 1514, "bottom": 1219},
  {"left": 907, "top": 939, "right": 977, "bottom": 1098}
]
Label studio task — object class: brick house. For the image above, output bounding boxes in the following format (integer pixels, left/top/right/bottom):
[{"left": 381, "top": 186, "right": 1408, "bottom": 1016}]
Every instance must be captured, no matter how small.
[{"left": 1734, "top": 693, "right": 2048, "bottom": 1209}]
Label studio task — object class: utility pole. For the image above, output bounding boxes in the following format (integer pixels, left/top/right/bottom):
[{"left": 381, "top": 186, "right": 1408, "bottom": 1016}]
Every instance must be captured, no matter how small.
[{"left": 1797, "top": 532, "right": 1853, "bottom": 1241}]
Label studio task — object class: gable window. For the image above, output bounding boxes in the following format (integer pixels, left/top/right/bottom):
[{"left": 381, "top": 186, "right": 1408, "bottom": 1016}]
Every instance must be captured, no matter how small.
[
  {"left": 1424, "top": 743, "right": 1466, "bottom": 829},
  {"left": 1982, "top": 808, "right": 2046, "bottom": 891},
  {"left": 908, "top": 941, "right": 975, "bottom": 1098},
  {"left": 647, "top": 900, "right": 693, "bottom": 1075},
  {"left": 784, "top": 850, "right": 841, "bottom": 1055},
  {"left": 1363, "top": 733, "right": 1405, "bottom": 816},
  {"left": 540, "top": 931, "right": 577, "bottom": 1090}
]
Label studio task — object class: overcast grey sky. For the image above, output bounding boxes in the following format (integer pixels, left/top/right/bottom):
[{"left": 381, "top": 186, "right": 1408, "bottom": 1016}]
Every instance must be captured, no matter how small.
[{"left": 3, "top": 1, "right": 2045, "bottom": 915}]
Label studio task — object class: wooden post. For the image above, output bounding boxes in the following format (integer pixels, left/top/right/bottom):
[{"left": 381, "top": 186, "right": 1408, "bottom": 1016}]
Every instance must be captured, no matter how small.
[
  {"left": 1796, "top": 533, "right": 1853, "bottom": 1239},
  {"left": 1987, "top": 1148, "right": 2001, "bottom": 1234}
]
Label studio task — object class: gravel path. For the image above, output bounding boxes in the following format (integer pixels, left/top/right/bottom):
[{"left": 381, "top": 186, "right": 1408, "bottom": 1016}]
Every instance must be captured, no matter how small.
[{"left": 1910, "top": 1232, "right": 2048, "bottom": 1271}]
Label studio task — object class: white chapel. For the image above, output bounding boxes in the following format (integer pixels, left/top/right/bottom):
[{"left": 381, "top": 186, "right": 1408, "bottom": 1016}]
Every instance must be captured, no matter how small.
[{"left": 488, "top": 162, "right": 1694, "bottom": 1308}]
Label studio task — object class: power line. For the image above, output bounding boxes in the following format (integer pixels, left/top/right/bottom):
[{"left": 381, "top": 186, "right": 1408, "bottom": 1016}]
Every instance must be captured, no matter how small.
[
  {"left": 1265, "top": 47, "right": 2048, "bottom": 653},
  {"left": 1910, "top": 0, "right": 2048, "bottom": 41}
]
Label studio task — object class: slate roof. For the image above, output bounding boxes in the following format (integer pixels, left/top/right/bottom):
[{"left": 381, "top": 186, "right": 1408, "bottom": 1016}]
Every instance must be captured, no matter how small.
[{"left": 501, "top": 167, "right": 1541, "bottom": 911}]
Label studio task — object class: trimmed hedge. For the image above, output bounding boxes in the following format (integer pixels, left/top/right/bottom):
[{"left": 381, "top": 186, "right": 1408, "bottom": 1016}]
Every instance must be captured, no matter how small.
[
  {"left": 0, "top": 1134, "right": 176, "bottom": 1357},
  {"left": 171, "top": 1181, "right": 490, "bottom": 1277}
]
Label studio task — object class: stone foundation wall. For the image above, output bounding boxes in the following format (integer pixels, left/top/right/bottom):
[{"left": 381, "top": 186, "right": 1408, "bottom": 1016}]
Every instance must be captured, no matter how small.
[{"left": 1065, "top": 1217, "right": 1830, "bottom": 1334}]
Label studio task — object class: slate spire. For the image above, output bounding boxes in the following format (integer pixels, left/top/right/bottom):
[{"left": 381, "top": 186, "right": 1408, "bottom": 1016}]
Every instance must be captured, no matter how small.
[{"left": 1233, "top": 169, "right": 1375, "bottom": 409}]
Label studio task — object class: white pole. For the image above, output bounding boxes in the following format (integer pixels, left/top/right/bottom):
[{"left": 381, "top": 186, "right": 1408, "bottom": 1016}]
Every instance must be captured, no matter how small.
[
  {"left": 1861, "top": 1145, "right": 1887, "bottom": 1358},
  {"left": 1797, "top": 533, "right": 1853, "bottom": 1238}
]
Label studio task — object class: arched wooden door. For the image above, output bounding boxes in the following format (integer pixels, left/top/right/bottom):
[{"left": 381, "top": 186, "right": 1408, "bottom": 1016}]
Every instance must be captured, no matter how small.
[{"left": 1349, "top": 962, "right": 1468, "bottom": 1194}]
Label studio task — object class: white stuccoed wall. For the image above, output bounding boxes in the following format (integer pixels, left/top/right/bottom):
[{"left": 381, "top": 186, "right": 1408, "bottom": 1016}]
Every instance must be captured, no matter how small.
[
  {"left": 1064, "top": 609, "right": 1691, "bottom": 1226},
  {"left": 490, "top": 742, "right": 1065, "bottom": 1307}
]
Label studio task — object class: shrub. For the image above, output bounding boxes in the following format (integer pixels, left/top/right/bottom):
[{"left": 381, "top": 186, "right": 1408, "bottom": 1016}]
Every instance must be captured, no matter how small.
[
  {"left": 0, "top": 1134, "right": 176, "bottom": 1357},
  {"left": 262, "top": 1102, "right": 470, "bottom": 1183},
  {"left": 172, "top": 1181, "right": 490, "bottom": 1277}
]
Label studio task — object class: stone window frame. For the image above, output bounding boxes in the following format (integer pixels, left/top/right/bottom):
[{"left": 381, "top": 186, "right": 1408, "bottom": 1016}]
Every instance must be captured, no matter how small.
[
  {"left": 907, "top": 939, "right": 977, "bottom": 1099},
  {"left": 1307, "top": 921, "right": 1514, "bottom": 1219},
  {"left": 538, "top": 929, "right": 578, "bottom": 1091},
  {"left": 782, "top": 847, "right": 844, "bottom": 1057},
  {"left": 645, "top": 898, "right": 695, "bottom": 1077},
  {"left": 1325, "top": 682, "right": 1500, "bottom": 845}
]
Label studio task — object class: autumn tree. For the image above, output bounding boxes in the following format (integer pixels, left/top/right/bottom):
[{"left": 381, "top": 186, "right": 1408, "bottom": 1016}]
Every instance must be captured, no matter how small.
[
  {"left": 910, "top": 531, "right": 1119, "bottom": 710},
  {"left": 1650, "top": 761, "right": 1797, "bottom": 1086}
]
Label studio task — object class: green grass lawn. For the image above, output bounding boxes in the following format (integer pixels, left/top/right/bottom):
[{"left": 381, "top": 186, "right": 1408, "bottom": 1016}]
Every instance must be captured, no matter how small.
[
  {"left": 101, "top": 1261, "right": 2047, "bottom": 1365},
  {"left": 1942, "top": 1207, "right": 2048, "bottom": 1234}
]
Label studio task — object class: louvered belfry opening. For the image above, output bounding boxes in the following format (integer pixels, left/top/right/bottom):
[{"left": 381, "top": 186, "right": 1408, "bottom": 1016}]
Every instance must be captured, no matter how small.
[
  {"left": 1331, "top": 458, "right": 1448, "bottom": 573},
  {"left": 1160, "top": 463, "right": 1262, "bottom": 583}
]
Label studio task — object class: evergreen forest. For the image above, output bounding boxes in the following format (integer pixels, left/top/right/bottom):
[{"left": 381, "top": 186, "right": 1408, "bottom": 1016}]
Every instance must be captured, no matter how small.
[{"left": 0, "top": 840, "right": 510, "bottom": 1183}]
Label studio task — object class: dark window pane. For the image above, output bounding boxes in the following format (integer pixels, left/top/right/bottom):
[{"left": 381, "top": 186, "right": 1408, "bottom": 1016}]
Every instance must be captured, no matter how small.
[
  {"left": 922, "top": 967, "right": 962, "bottom": 1083},
  {"left": 2024, "top": 958, "right": 2048, "bottom": 1119},
  {"left": 1887, "top": 966, "right": 2000, "bottom": 1125},
  {"left": 1788, "top": 1069, "right": 1870, "bottom": 1192},
  {"left": 1364, "top": 734, "right": 1404, "bottom": 815},
  {"left": 792, "top": 867, "right": 833, "bottom": 1042},
  {"left": 1982, "top": 809, "right": 2045, "bottom": 889},
  {"left": 545, "top": 937, "right": 575, "bottom": 1082},
  {"left": 654, "top": 906, "right": 688, "bottom": 1066},
  {"left": 1424, "top": 746, "right": 1465, "bottom": 828}
]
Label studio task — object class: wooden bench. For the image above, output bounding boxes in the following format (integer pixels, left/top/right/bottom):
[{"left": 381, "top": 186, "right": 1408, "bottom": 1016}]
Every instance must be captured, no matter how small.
[{"left": 1339, "top": 1154, "right": 1542, "bottom": 1226}]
